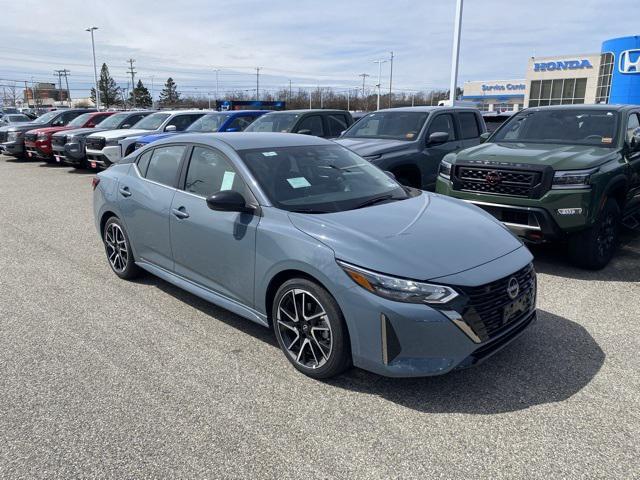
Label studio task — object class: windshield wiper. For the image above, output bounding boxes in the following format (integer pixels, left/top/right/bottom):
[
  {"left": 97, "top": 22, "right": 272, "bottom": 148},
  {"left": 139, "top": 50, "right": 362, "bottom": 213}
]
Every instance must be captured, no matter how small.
[
  {"left": 290, "top": 208, "right": 331, "bottom": 214},
  {"left": 354, "top": 194, "right": 397, "bottom": 209}
]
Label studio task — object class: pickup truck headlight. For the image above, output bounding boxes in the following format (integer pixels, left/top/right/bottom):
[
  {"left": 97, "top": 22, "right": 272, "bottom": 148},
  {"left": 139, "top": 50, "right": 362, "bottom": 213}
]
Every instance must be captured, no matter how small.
[
  {"left": 552, "top": 168, "right": 598, "bottom": 190},
  {"left": 439, "top": 160, "right": 452, "bottom": 180},
  {"left": 7, "top": 131, "right": 22, "bottom": 141},
  {"left": 337, "top": 260, "right": 458, "bottom": 305},
  {"left": 105, "top": 137, "right": 124, "bottom": 146},
  {"left": 37, "top": 132, "right": 48, "bottom": 140}
]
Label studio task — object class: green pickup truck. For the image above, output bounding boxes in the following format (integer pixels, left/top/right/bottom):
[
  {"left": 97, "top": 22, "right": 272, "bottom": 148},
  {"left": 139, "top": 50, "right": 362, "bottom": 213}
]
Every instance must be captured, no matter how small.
[{"left": 436, "top": 105, "right": 640, "bottom": 269}]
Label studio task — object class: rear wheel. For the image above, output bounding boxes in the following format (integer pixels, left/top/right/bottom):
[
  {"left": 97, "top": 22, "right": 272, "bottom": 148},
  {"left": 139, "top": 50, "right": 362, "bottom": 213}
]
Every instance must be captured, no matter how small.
[
  {"left": 272, "top": 279, "right": 351, "bottom": 379},
  {"left": 103, "top": 217, "right": 141, "bottom": 279},
  {"left": 568, "top": 199, "right": 620, "bottom": 270}
]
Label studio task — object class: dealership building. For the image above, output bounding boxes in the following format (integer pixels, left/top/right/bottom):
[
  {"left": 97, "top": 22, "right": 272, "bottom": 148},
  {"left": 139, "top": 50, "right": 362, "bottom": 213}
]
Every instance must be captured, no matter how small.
[{"left": 462, "top": 35, "right": 640, "bottom": 111}]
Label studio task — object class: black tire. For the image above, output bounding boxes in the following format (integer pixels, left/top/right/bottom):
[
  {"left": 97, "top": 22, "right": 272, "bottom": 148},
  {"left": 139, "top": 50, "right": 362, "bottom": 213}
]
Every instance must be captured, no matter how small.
[
  {"left": 568, "top": 199, "right": 620, "bottom": 270},
  {"left": 72, "top": 159, "right": 88, "bottom": 169},
  {"left": 102, "top": 216, "right": 141, "bottom": 279},
  {"left": 272, "top": 278, "right": 351, "bottom": 379}
]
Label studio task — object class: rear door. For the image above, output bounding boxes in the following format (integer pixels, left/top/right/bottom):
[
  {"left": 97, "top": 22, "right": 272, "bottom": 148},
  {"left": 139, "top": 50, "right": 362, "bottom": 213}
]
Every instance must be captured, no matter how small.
[
  {"left": 118, "top": 144, "right": 188, "bottom": 270},
  {"left": 421, "top": 112, "right": 461, "bottom": 189},
  {"left": 169, "top": 145, "right": 259, "bottom": 305}
]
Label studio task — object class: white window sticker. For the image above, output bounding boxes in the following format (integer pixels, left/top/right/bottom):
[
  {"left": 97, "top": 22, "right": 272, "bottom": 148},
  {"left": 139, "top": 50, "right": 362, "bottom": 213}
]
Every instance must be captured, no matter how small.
[
  {"left": 220, "top": 171, "right": 236, "bottom": 190},
  {"left": 262, "top": 151, "right": 278, "bottom": 157},
  {"left": 286, "top": 177, "right": 312, "bottom": 188}
]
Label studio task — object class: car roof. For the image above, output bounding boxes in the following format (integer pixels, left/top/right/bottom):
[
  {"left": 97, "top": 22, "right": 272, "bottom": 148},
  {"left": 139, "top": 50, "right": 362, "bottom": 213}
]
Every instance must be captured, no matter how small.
[
  {"left": 372, "top": 106, "right": 478, "bottom": 113},
  {"left": 154, "top": 110, "right": 211, "bottom": 115},
  {"left": 525, "top": 104, "right": 633, "bottom": 112},
  {"left": 265, "top": 109, "right": 347, "bottom": 114},
  {"left": 153, "top": 132, "right": 331, "bottom": 150}
]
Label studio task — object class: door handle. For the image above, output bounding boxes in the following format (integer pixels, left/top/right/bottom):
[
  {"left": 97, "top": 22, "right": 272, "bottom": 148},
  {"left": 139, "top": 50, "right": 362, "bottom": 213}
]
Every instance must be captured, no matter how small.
[
  {"left": 119, "top": 186, "right": 132, "bottom": 197},
  {"left": 172, "top": 207, "right": 190, "bottom": 219}
]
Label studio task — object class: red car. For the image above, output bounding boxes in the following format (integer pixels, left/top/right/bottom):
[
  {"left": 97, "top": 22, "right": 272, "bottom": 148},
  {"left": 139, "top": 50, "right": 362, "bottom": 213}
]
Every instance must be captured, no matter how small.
[{"left": 24, "top": 111, "right": 114, "bottom": 162}]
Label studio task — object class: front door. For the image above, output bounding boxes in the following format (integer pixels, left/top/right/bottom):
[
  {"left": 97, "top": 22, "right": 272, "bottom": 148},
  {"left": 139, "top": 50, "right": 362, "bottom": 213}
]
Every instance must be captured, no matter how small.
[
  {"left": 170, "top": 146, "right": 259, "bottom": 306},
  {"left": 119, "top": 145, "right": 187, "bottom": 270},
  {"left": 421, "top": 112, "right": 461, "bottom": 189}
]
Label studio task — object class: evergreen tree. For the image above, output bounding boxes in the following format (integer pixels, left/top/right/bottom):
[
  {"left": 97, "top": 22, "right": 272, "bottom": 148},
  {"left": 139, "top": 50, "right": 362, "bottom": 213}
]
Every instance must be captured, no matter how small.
[
  {"left": 90, "top": 63, "right": 120, "bottom": 108},
  {"left": 158, "top": 77, "right": 180, "bottom": 107},
  {"left": 129, "top": 79, "right": 153, "bottom": 108}
]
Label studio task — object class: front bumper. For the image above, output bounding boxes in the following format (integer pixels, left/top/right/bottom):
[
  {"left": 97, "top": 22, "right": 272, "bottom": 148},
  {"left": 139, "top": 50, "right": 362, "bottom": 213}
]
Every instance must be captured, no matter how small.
[
  {"left": 53, "top": 142, "right": 85, "bottom": 165},
  {"left": 335, "top": 247, "right": 536, "bottom": 377},
  {"left": 436, "top": 176, "right": 594, "bottom": 238},
  {"left": 86, "top": 145, "right": 121, "bottom": 167},
  {"left": 1, "top": 140, "right": 24, "bottom": 156}
]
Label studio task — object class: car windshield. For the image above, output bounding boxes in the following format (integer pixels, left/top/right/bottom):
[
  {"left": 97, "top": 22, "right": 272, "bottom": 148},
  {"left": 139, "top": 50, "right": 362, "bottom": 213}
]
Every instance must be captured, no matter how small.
[
  {"left": 7, "top": 115, "right": 29, "bottom": 122},
  {"left": 67, "top": 113, "right": 94, "bottom": 128},
  {"left": 187, "top": 113, "right": 231, "bottom": 132},
  {"left": 97, "top": 112, "right": 129, "bottom": 129},
  {"left": 244, "top": 113, "right": 300, "bottom": 133},
  {"left": 491, "top": 109, "right": 619, "bottom": 147},
  {"left": 343, "top": 111, "right": 428, "bottom": 141},
  {"left": 132, "top": 112, "right": 170, "bottom": 130},
  {"left": 32, "top": 110, "right": 60, "bottom": 124},
  {"left": 240, "top": 144, "right": 409, "bottom": 213}
]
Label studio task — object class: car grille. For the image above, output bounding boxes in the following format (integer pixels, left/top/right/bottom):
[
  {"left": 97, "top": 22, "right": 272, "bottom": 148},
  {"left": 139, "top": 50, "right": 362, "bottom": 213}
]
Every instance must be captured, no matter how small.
[
  {"left": 459, "top": 263, "right": 536, "bottom": 342},
  {"left": 0, "top": 131, "right": 7, "bottom": 142},
  {"left": 24, "top": 132, "right": 38, "bottom": 142},
  {"left": 454, "top": 165, "right": 542, "bottom": 198},
  {"left": 52, "top": 135, "right": 67, "bottom": 146},
  {"left": 86, "top": 137, "right": 106, "bottom": 150}
]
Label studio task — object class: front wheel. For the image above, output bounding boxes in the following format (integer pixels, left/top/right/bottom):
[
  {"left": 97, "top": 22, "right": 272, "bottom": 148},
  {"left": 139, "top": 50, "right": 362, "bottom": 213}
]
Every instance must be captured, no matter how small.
[
  {"left": 103, "top": 217, "right": 141, "bottom": 279},
  {"left": 568, "top": 199, "right": 620, "bottom": 270},
  {"left": 272, "top": 279, "right": 351, "bottom": 379}
]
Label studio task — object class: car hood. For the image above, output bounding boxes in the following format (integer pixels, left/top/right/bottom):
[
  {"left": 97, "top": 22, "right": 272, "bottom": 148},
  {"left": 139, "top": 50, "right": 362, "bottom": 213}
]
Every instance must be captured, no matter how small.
[
  {"left": 92, "top": 128, "right": 151, "bottom": 139},
  {"left": 456, "top": 141, "right": 619, "bottom": 170},
  {"left": 53, "top": 127, "right": 100, "bottom": 138},
  {"left": 3, "top": 121, "right": 49, "bottom": 132},
  {"left": 335, "top": 137, "right": 414, "bottom": 157},
  {"left": 27, "top": 126, "right": 72, "bottom": 135},
  {"left": 137, "top": 131, "right": 182, "bottom": 143},
  {"left": 287, "top": 192, "right": 522, "bottom": 280}
]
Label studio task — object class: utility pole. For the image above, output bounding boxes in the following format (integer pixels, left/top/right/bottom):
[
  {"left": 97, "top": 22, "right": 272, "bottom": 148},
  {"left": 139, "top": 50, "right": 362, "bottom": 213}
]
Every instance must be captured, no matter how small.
[
  {"left": 449, "top": 0, "right": 464, "bottom": 104},
  {"left": 255, "top": 67, "right": 261, "bottom": 100},
  {"left": 309, "top": 88, "right": 312, "bottom": 109},
  {"left": 388, "top": 51, "right": 394, "bottom": 108},
  {"left": 346, "top": 89, "right": 350, "bottom": 111},
  {"left": 288, "top": 79, "right": 292, "bottom": 105},
  {"left": 150, "top": 75, "right": 155, "bottom": 108},
  {"left": 54, "top": 69, "right": 71, "bottom": 107},
  {"left": 373, "top": 58, "right": 388, "bottom": 111},
  {"left": 24, "top": 81, "right": 28, "bottom": 108},
  {"left": 85, "top": 27, "right": 100, "bottom": 110},
  {"left": 127, "top": 58, "right": 136, "bottom": 108},
  {"left": 359, "top": 73, "right": 369, "bottom": 111}
]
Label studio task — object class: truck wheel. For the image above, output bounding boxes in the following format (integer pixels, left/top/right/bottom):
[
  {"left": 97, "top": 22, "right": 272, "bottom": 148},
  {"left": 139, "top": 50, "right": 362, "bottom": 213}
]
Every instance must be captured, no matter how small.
[{"left": 568, "top": 199, "right": 620, "bottom": 270}]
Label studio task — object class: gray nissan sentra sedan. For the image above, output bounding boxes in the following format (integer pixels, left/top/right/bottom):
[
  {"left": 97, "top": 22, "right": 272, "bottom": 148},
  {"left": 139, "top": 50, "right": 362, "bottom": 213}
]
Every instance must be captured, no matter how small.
[{"left": 93, "top": 132, "right": 537, "bottom": 379}]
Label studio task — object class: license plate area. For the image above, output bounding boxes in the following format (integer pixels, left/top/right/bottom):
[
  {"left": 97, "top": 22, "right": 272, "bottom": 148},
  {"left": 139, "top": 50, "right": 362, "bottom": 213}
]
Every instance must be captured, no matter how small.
[{"left": 503, "top": 290, "right": 534, "bottom": 324}]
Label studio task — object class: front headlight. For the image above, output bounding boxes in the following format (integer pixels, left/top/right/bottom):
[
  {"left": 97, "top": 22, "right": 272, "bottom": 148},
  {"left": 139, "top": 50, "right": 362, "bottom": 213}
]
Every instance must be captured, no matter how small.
[
  {"left": 7, "top": 131, "right": 22, "bottom": 141},
  {"left": 552, "top": 168, "right": 597, "bottom": 190},
  {"left": 37, "top": 133, "right": 48, "bottom": 140},
  {"left": 105, "top": 137, "right": 124, "bottom": 146},
  {"left": 439, "top": 160, "right": 452, "bottom": 180},
  {"left": 337, "top": 260, "right": 458, "bottom": 305}
]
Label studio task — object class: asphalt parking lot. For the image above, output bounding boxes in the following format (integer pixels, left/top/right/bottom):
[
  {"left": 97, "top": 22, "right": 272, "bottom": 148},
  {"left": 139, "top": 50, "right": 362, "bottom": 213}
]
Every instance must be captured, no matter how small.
[{"left": 0, "top": 154, "right": 638, "bottom": 479}]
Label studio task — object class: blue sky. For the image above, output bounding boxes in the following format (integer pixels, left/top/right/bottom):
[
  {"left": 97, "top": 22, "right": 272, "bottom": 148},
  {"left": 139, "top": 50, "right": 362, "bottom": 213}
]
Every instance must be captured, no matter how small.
[{"left": 1, "top": 0, "right": 639, "bottom": 99}]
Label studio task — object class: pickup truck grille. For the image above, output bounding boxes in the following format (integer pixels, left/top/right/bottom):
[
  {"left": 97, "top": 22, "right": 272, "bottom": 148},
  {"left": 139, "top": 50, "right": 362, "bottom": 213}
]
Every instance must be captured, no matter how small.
[
  {"left": 0, "top": 131, "right": 7, "bottom": 142},
  {"left": 454, "top": 166, "right": 542, "bottom": 198},
  {"left": 459, "top": 263, "right": 536, "bottom": 342},
  {"left": 52, "top": 135, "right": 67, "bottom": 147},
  {"left": 86, "top": 137, "right": 106, "bottom": 150},
  {"left": 24, "top": 132, "right": 38, "bottom": 143}
]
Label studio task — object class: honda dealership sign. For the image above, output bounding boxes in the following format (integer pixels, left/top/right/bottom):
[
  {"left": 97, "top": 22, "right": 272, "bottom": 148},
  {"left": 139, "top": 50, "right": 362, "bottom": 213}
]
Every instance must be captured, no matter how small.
[{"left": 602, "top": 36, "right": 640, "bottom": 104}]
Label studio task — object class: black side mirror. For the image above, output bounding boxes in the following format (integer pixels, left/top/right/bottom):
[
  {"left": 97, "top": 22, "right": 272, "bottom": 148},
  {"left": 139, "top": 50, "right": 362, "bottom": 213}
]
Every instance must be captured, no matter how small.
[
  {"left": 479, "top": 132, "right": 491, "bottom": 143},
  {"left": 427, "top": 131, "right": 449, "bottom": 144},
  {"left": 297, "top": 129, "right": 312, "bottom": 135},
  {"left": 630, "top": 134, "right": 640, "bottom": 151},
  {"left": 206, "top": 190, "right": 254, "bottom": 214}
]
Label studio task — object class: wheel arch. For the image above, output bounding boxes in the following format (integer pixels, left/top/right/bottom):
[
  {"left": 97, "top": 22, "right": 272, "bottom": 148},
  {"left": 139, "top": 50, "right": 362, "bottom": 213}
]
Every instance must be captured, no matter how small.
[
  {"left": 99, "top": 210, "right": 119, "bottom": 238},
  {"left": 603, "top": 174, "right": 629, "bottom": 210}
]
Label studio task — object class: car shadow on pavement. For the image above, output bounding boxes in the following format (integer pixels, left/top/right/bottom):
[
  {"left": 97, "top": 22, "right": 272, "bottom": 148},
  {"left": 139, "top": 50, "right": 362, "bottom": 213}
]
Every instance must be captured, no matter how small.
[
  {"left": 531, "top": 227, "right": 640, "bottom": 282},
  {"left": 327, "top": 309, "right": 605, "bottom": 415}
]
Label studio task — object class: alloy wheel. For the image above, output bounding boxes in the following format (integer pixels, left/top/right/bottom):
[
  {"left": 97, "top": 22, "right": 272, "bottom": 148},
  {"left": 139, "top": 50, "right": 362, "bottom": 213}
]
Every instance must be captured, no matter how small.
[
  {"left": 105, "top": 223, "right": 129, "bottom": 273},
  {"left": 276, "top": 288, "right": 333, "bottom": 369}
]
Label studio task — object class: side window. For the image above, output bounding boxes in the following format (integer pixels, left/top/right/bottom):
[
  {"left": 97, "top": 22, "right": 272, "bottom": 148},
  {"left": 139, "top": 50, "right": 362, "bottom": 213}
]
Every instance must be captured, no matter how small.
[
  {"left": 144, "top": 145, "right": 186, "bottom": 186},
  {"left": 136, "top": 150, "right": 153, "bottom": 176},
  {"left": 62, "top": 111, "right": 83, "bottom": 124},
  {"left": 166, "top": 114, "right": 203, "bottom": 131},
  {"left": 459, "top": 112, "right": 480, "bottom": 140},
  {"left": 227, "top": 116, "right": 254, "bottom": 131},
  {"left": 184, "top": 146, "right": 247, "bottom": 198},
  {"left": 327, "top": 114, "right": 348, "bottom": 137},
  {"left": 627, "top": 113, "right": 640, "bottom": 142},
  {"left": 426, "top": 114, "right": 456, "bottom": 141},
  {"left": 124, "top": 114, "right": 144, "bottom": 127},
  {"left": 296, "top": 115, "right": 324, "bottom": 136}
]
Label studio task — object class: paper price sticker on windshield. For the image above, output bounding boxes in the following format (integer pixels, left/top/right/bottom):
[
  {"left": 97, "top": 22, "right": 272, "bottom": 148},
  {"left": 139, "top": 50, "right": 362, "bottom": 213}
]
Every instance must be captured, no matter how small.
[
  {"left": 287, "top": 177, "right": 311, "bottom": 189},
  {"left": 601, "top": 137, "right": 613, "bottom": 144},
  {"left": 262, "top": 151, "right": 278, "bottom": 156},
  {"left": 220, "top": 171, "right": 236, "bottom": 190}
]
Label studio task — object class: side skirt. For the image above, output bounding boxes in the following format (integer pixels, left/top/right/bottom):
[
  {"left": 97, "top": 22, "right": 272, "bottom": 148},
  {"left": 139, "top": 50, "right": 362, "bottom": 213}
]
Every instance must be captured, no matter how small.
[{"left": 136, "top": 260, "right": 270, "bottom": 328}]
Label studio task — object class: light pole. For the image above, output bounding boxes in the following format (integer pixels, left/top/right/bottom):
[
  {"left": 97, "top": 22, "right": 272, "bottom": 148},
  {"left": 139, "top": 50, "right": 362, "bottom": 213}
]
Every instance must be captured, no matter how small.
[
  {"left": 85, "top": 27, "right": 100, "bottom": 110},
  {"left": 388, "top": 51, "right": 394, "bottom": 108},
  {"left": 449, "top": 0, "right": 464, "bottom": 105},
  {"left": 373, "top": 58, "right": 388, "bottom": 111},
  {"left": 212, "top": 68, "right": 220, "bottom": 108}
]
